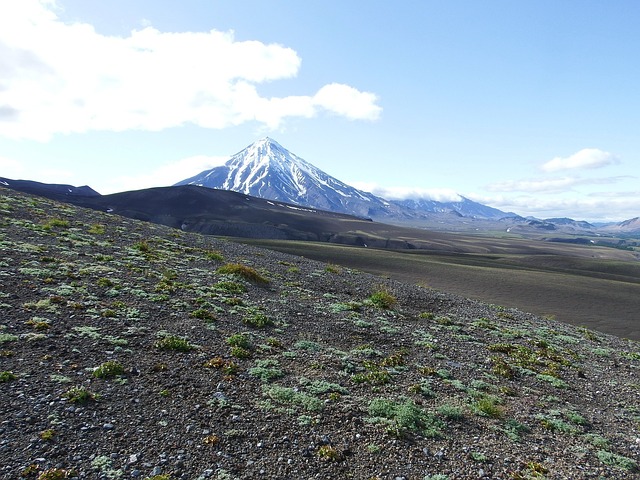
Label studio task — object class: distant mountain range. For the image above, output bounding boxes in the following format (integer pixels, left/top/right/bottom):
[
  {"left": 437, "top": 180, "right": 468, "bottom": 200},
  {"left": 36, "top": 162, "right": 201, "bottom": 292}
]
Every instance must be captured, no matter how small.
[
  {"left": 1, "top": 137, "right": 638, "bottom": 239},
  {"left": 175, "top": 137, "right": 639, "bottom": 236}
]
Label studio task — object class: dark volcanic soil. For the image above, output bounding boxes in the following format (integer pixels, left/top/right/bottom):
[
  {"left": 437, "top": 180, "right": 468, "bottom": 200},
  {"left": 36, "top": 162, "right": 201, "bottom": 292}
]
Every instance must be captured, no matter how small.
[{"left": 1, "top": 187, "right": 639, "bottom": 480}]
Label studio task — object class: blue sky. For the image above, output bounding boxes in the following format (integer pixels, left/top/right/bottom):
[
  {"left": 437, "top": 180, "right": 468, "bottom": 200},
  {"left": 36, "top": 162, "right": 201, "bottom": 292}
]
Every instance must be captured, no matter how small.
[{"left": 1, "top": 0, "right": 639, "bottom": 222}]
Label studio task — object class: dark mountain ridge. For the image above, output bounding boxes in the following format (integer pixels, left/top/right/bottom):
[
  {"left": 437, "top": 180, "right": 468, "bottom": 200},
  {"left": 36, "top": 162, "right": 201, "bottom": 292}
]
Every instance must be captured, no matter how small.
[{"left": 0, "top": 177, "right": 100, "bottom": 198}]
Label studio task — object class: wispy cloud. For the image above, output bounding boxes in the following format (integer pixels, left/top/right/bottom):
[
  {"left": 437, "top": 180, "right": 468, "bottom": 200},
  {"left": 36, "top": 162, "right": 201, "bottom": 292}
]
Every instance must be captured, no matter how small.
[
  {"left": 540, "top": 148, "right": 619, "bottom": 172},
  {"left": 487, "top": 176, "right": 630, "bottom": 194},
  {"left": 351, "top": 182, "right": 462, "bottom": 202},
  {"left": 103, "top": 155, "right": 229, "bottom": 194},
  {"left": 476, "top": 193, "right": 640, "bottom": 222},
  {"left": 0, "top": 156, "right": 24, "bottom": 178},
  {"left": 0, "top": 1, "right": 381, "bottom": 141}
]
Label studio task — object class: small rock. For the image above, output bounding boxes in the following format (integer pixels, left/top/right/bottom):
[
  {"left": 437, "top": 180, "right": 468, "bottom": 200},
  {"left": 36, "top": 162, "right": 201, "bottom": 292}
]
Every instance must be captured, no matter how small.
[{"left": 103, "top": 423, "right": 114, "bottom": 430}]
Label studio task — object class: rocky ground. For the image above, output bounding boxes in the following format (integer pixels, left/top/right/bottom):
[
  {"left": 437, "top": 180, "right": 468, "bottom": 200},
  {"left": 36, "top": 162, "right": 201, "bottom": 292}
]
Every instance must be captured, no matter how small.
[{"left": 0, "top": 187, "right": 639, "bottom": 480}]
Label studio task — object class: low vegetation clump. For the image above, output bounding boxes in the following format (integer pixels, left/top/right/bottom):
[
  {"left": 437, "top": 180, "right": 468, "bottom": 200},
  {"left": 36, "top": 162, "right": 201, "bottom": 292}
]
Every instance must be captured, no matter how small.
[
  {"left": 596, "top": 450, "right": 638, "bottom": 472},
  {"left": 242, "top": 309, "right": 273, "bottom": 328},
  {"left": 471, "top": 394, "right": 504, "bottom": 418},
  {"left": 367, "top": 288, "right": 397, "bottom": 309},
  {"left": 262, "top": 384, "right": 323, "bottom": 412},
  {"left": 316, "top": 445, "right": 341, "bottom": 461},
  {"left": 249, "top": 359, "right": 284, "bottom": 382},
  {"left": 212, "top": 280, "right": 247, "bottom": 294},
  {"left": 92, "top": 361, "right": 125, "bottom": 379},
  {"left": 35, "top": 468, "right": 76, "bottom": 479},
  {"left": 154, "top": 335, "right": 196, "bottom": 352},
  {"left": 42, "top": 218, "right": 70, "bottom": 230},
  {"left": 367, "top": 397, "right": 444, "bottom": 438},
  {"left": 216, "top": 263, "right": 269, "bottom": 284},
  {"left": 226, "top": 333, "right": 251, "bottom": 349},
  {"left": 39, "top": 429, "right": 55, "bottom": 441},
  {"left": 204, "top": 250, "right": 224, "bottom": 261},
  {"left": 62, "top": 386, "right": 96, "bottom": 404},
  {"left": 203, "top": 357, "right": 238, "bottom": 376},
  {"left": 0, "top": 370, "right": 17, "bottom": 382}
]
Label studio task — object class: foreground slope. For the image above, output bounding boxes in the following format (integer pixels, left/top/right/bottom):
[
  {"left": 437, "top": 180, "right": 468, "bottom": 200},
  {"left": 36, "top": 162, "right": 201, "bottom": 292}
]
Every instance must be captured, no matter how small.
[{"left": 0, "top": 188, "right": 639, "bottom": 479}]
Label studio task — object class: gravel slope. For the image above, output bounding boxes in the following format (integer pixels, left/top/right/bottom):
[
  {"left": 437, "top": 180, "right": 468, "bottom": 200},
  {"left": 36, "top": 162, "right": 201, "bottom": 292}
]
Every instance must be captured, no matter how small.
[{"left": 1, "top": 187, "right": 639, "bottom": 480}]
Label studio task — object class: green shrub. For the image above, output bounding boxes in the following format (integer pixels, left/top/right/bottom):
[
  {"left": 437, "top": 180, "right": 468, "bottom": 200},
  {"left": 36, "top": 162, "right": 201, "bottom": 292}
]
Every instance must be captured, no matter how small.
[
  {"left": 190, "top": 308, "right": 216, "bottom": 321},
  {"left": 300, "top": 378, "right": 348, "bottom": 395},
  {"left": 471, "top": 395, "right": 503, "bottom": 418},
  {"left": 0, "top": 370, "right": 17, "bottom": 382},
  {"left": 316, "top": 445, "right": 340, "bottom": 461},
  {"left": 0, "top": 333, "right": 18, "bottom": 344},
  {"left": 535, "top": 414, "right": 578, "bottom": 434},
  {"left": 43, "top": 218, "right": 70, "bottom": 230},
  {"left": 133, "top": 240, "right": 151, "bottom": 252},
  {"left": 154, "top": 335, "right": 195, "bottom": 352},
  {"left": 262, "top": 384, "right": 323, "bottom": 412},
  {"left": 37, "top": 468, "right": 75, "bottom": 479},
  {"left": 87, "top": 223, "right": 105, "bottom": 234},
  {"left": 499, "top": 418, "right": 530, "bottom": 442},
  {"left": 226, "top": 333, "right": 251, "bottom": 349},
  {"left": 368, "top": 288, "right": 397, "bottom": 309},
  {"left": 93, "top": 361, "right": 125, "bottom": 379},
  {"left": 294, "top": 340, "right": 322, "bottom": 351},
  {"left": 249, "top": 359, "right": 284, "bottom": 382},
  {"left": 40, "top": 429, "right": 55, "bottom": 441},
  {"left": 596, "top": 450, "right": 638, "bottom": 471},
  {"left": 216, "top": 263, "right": 269, "bottom": 284},
  {"left": 408, "top": 379, "right": 435, "bottom": 398},
  {"left": 437, "top": 403, "right": 464, "bottom": 421},
  {"left": 213, "top": 281, "right": 246, "bottom": 294},
  {"left": 63, "top": 385, "right": 96, "bottom": 404},
  {"left": 204, "top": 250, "right": 224, "bottom": 261},
  {"left": 324, "top": 264, "right": 341, "bottom": 274},
  {"left": 242, "top": 310, "right": 273, "bottom": 328},
  {"left": 368, "top": 397, "right": 443, "bottom": 438},
  {"left": 230, "top": 346, "right": 252, "bottom": 359}
]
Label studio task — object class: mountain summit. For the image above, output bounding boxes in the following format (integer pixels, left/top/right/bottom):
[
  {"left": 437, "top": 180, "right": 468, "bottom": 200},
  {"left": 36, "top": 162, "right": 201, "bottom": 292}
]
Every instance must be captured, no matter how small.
[
  {"left": 175, "top": 137, "right": 518, "bottom": 226},
  {"left": 175, "top": 137, "right": 396, "bottom": 218}
]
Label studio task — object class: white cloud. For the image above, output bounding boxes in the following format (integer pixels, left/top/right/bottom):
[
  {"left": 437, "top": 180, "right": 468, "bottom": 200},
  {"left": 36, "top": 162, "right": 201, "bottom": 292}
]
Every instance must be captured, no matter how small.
[
  {"left": 541, "top": 148, "right": 619, "bottom": 172},
  {"left": 313, "top": 84, "right": 381, "bottom": 121},
  {"left": 488, "top": 177, "right": 579, "bottom": 193},
  {"left": 0, "top": 156, "right": 25, "bottom": 178},
  {"left": 103, "top": 155, "right": 229, "bottom": 194},
  {"left": 0, "top": 1, "right": 381, "bottom": 141},
  {"left": 351, "top": 182, "right": 462, "bottom": 202},
  {"left": 487, "top": 175, "right": 631, "bottom": 193},
  {"left": 471, "top": 192, "right": 640, "bottom": 222}
]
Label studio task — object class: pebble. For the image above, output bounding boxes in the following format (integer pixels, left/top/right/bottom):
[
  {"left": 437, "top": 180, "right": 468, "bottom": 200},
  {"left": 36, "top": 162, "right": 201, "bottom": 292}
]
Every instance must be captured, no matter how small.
[{"left": 103, "top": 423, "right": 114, "bottom": 430}]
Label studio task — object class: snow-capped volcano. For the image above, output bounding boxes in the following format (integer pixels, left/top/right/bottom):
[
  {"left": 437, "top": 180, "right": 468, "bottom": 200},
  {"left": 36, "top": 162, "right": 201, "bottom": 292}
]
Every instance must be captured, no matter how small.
[{"left": 175, "top": 137, "right": 397, "bottom": 218}]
